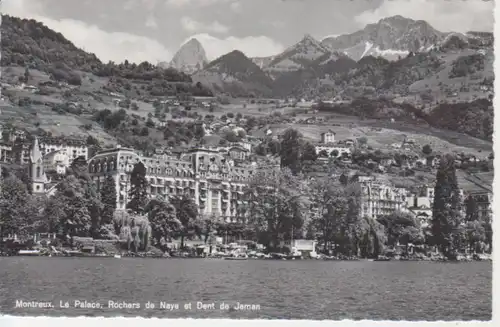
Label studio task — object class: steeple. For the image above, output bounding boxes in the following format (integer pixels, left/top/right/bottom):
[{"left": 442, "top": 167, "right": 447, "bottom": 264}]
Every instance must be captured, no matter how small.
[
  {"left": 29, "top": 136, "right": 47, "bottom": 194},
  {"left": 30, "top": 136, "right": 43, "bottom": 163}
]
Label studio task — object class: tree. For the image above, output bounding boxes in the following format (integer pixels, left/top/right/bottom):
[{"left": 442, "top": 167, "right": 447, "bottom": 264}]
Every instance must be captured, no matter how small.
[
  {"left": 101, "top": 175, "right": 117, "bottom": 224},
  {"left": 170, "top": 195, "right": 199, "bottom": 249},
  {"left": 198, "top": 214, "right": 217, "bottom": 244},
  {"left": 301, "top": 142, "right": 318, "bottom": 162},
  {"left": 431, "top": 155, "right": 463, "bottom": 256},
  {"left": 42, "top": 196, "right": 65, "bottom": 234},
  {"left": 70, "top": 156, "right": 88, "bottom": 175},
  {"left": 354, "top": 215, "right": 387, "bottom": 258},
  {"left": 52, "top": 175, "right": 93, "bottom": 246},
  {"left": 237, "top": 129, "right": 247, "bottom": 139},
  {"left": 309, "top": 177, "right": 349, "bottom": 253},
  {"left": 422, "top": 144, "right": 433, "bottom": 155},
  {"left": 357, "top": 137, "right": 368, "bottom": 147},
  {"left": 70, "top": 157, "right": 103, "bottom": 238},
  {"left": 0, "top": 175, "right": 40, "bottom": 238},
  {"left": 465, "top": 195, "right": 479, "bottom": 222},
  {"left": 145, "top": 199, "right": 180, "bottom": 247},
  {"left": 127, "top": 162, "right": 148, "bottom": 214},
  {"left": 464, "top": 221, "right": 486, "bottom": 254},
  {"left": 268, "top": 139, "right": 281, "bottom": 155},
  {"left": 245, "top": 167, "right": 309, "bottom": 250},
  {"left": 279, "top": 129, "right": 303, "bottom": 175},
  {"left": 223, "top": 129, "right": 239, "bottom": 142},
  {"left": 330, "top": 149, "right": 339, "bottom": 158},
  {"left": 24, "top": 66, "right": 30, "bottom": 83},
  {"left": 377, "top": 211, "right": 423, "bottom": 254}
]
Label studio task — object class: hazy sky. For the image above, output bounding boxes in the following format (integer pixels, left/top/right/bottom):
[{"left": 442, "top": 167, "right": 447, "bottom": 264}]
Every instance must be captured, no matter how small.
[{"left": 2, "top": 0, "right": 494, "bottom": 63}]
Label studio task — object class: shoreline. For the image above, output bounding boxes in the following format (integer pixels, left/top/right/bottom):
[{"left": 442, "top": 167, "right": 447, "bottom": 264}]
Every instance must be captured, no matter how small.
[{"left": 1, "top": 253, "right": 492, "bottom": 262}]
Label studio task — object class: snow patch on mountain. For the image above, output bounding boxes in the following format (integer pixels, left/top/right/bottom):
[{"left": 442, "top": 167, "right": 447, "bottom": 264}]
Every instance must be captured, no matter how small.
[{"left": 322, "top": 15, "right": 445, "bottom": 61}]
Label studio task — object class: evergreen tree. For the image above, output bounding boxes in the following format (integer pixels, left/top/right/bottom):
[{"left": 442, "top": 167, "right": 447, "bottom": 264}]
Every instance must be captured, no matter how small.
[
  {"left": 127, "top": 162, "right": 148, "bottom": 214},
  {"left": 431, "top": 154, "right": 462, "bottom": 255},
  {"left": 279, "top": 128, "right": 303, "bottom": 175},
  {"left": 101, "top": 175, "right": 117, "bottom": 224},
  {"left": 465, "top": 195, "right": 479, "bottom": 222},
  {"left": 24, "top": 66, "right": 30, "bottom": 83}
]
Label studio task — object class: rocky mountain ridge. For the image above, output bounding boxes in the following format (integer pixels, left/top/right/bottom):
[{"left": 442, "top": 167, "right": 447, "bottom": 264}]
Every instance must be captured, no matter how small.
[
  {"left": 263, "top": 34, "right": 345, "bottom": 79},
  {"left": 321, "top": 15, "right": 445, "bottom": 61},
  {"left": 166, "top": 38, "right": 208, "bottom": 74}
]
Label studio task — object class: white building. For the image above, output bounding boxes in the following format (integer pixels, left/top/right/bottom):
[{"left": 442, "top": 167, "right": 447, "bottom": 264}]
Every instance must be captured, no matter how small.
[
  {"left": 43, "top": 150, "right": 71, "bottom": 175},
  {"left": 38, "top": 137, "right": 89, "bottom": 162},
  {"left": 358, "top": 176, "right": 409, "bottom": 219},
  {"left": 88, "top": 147, "right": 255, "bottom": 222},
  {"left": 320, "top": 130, "right": 335, "bottom": 144},
  {"left": 280, "top": 239, "right": 317, "bottom": 256},
  {"left": 315, "top": 145, "right": 351, "bottom": 158}
]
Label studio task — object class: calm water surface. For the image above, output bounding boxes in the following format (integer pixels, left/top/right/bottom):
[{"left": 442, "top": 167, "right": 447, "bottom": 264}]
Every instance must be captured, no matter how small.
[{"left": 0, "top": 257, "right": 491, "bottom": 320}]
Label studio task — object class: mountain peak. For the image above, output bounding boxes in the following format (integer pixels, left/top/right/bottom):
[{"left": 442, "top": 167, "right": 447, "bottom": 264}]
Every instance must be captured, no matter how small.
[
  {"left": 169, "top": 38, "right": 208, "bottom": 74},
  {"left": 301, "top": 34, "right": 316, "bottom": 42},
  {"left": 183, "top": 38, "right": 203, "bottom": 48},
  {"left": 196, "top": 47, "right": 274, "bottom": 97},
  {"left": 226, "top": 50, "right": 247, "bottom": 57},
  {"left": 380, "top": 15, "right": 414, "bottom": 23},
  {"left": 297, "top": 34, "right": 324, "bottom": 47}
]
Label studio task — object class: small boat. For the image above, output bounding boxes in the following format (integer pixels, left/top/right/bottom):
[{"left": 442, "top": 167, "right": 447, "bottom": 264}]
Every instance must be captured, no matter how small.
[
  {"left": 18, "top": 250, "right": 41, "bottom": 256},
  {"left": 374, "top": 255, "right": 391, "bottom": 261}
]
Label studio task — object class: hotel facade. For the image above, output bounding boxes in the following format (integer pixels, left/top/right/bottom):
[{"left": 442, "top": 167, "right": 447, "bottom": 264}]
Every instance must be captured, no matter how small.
[
  {"left": 357, "top": 176, "right": 409, "bottom": 219},
  {"left": 88, "top": 146, "right": 255, "bottom": 222}
]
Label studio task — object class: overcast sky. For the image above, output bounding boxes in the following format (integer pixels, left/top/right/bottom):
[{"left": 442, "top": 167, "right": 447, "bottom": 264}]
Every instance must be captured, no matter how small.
[{"left": 2, "top": 0, "right": 494, "bottom": 64}]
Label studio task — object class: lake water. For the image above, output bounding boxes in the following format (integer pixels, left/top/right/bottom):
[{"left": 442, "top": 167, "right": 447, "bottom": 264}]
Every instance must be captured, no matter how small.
[{"left": 0, "top": 257, "right": 492, "bottom": 320}]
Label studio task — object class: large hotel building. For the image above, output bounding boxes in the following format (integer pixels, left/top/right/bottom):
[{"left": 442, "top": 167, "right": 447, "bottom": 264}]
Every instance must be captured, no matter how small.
[{"left": 88, "top": 146, "right": 255, "bottom": 222}]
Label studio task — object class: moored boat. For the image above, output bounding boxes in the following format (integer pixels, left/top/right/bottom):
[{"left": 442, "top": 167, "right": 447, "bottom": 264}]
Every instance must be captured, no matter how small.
[{"left": 18, "top": 249, "right": 41, "bottom": 256}]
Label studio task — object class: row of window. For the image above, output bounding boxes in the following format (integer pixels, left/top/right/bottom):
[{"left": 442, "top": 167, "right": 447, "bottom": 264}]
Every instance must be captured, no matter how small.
[{"left": 119, "top": 155, "right": 192, "bottom": 170}]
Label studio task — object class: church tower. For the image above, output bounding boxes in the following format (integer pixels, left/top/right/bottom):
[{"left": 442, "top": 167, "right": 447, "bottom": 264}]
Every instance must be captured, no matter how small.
[{"left": 29, "top": 137, "right": 47, "bottom": 194}]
